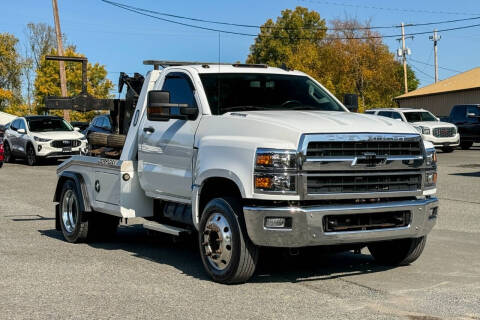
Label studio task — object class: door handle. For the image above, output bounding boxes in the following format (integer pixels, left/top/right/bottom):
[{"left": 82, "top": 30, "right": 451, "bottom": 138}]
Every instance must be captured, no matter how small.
[{"left": 143, "top": 127, "right": 155, "bottom": 134}]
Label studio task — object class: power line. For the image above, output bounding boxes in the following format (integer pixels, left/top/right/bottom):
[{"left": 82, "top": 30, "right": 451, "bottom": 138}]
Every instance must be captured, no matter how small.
[
  {"left": 100, "top": 0, "right": 480, "bottom": 41},
  {"left": 409, "top": 58, "right": 462, "bottom": 73},
  {"left": 102, "top": 0, "right": 480, "bottom": 31},
  {"left": 298, "top": 0, "right": 480, "bottom": 16},
  {"left": 409, "top": 62, "right": 435, "bottom": 80}
]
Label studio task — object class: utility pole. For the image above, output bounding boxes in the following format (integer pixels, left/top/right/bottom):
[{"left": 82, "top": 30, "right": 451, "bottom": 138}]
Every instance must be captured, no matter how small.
[
  {"left": 401, "top": 23, "right": 408, "bottom": 93},
  {"left": 52, "top": 0, "right": 70, "bottom": 121},
  {"left": 430, "top": 29, "right": 441, "bottom": 83},
  {"left": 396, "top": 23, "right": 412, "bottom": 93}
]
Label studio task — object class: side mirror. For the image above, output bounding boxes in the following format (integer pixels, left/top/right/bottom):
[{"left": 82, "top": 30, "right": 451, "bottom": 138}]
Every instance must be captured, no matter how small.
[
  {"left": 343, "top": 94, "right": 358, "bottom": 112},
  {"left": 17, "top": 128, "right": 26, "bottom": 134},
  {"left": 467, "top": 112, "right": 477, "bottom": 118},
  {"left": 74, "top": 127, "right": 80, "bottom": 131},
  {"left": 147, "top": 90, "right": 198, "bottom": 121}
]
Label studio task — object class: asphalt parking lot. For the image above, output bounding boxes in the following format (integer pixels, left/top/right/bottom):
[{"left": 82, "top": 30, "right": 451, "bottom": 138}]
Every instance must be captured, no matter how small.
[{"left": 0, "top": 147, "right": 479, "bottom": 320}]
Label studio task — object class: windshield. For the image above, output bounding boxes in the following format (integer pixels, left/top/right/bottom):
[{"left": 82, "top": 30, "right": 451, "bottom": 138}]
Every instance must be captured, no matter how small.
[
  {"left": 27, "top": 118, "right": 73, "bottom": 132},
  {"left": 199, "top": 73, "right": 345, "bottom": 115},
  {"left": 404, "top": 111, "right": 437, "bottom": 122}
]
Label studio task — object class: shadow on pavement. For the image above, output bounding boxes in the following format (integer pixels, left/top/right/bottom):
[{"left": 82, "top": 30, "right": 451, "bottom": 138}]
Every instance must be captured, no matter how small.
[
  {"left": 449, "top": 171, "right": 480, "bottom": 177},
  {"left": 39, "top": 224, "right": 393, "bottom": 284}
]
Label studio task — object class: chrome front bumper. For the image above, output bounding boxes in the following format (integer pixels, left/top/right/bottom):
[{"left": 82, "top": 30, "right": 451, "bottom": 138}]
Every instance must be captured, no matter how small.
[{"left": 243, "top": 197, "right": 439, "bottom": 248}]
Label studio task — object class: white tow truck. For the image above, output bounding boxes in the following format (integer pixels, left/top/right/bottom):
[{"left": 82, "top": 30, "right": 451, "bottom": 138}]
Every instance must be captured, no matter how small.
[{"left": 53, "top": 60, "right": 439, "bottom": 284}]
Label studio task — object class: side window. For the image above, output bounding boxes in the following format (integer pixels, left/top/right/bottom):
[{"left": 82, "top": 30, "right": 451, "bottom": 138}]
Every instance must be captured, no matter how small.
[
  {"left": 10, "top": 119, "right": 19, "bottom": 131},
  {"left": 391, "top": 112, "right": 403, "bottom": 120},
  {"left": 451, "top": 106, "right": 465, "bottom": 122},
  {"left": 103, "top": 117, "right": 112, "bottom": 130},
  {"left": 161, "top": 73, "right": 197, "bottom": 116},
  {"left": 18, "top": 120, "right": 26, "bottom": 131},
  {"left": 378, "top": 111, "right": 392, "bottom": 118},
  {"left": 364, "top": 110, "right": 375, "bottom": 115},
  {"left": 466, "top": 106, "right": 480, "bottom": 122}
]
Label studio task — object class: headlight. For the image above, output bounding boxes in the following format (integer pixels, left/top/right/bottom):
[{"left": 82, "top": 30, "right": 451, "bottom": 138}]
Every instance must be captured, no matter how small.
[
  {"left": 425, "top": 147, "right": 437, "bottom": 188},
  {"left": 425, "top": 148, "right": 437, "bottom": 166},
  {"left": 421, "top": 126, "right": 431, "bottom": 135},
  {"left": 254, "top": 149, "right": 297, "bottom": 193},
  {"left": 33, "top": 136, "right": 51, "bottom": 142}
]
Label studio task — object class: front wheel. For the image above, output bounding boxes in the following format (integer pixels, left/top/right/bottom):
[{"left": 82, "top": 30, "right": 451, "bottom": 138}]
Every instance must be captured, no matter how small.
[
  {"left": 26, "top": 144, "right": 37, "bottom": 166},
  {"left": 199, "top": 197, "right": 259, "bottom": 284},
  {"left": 3, "top": 142, "right": 12, "bottom": 163},
  {"left": 368, "top": 236, "right": 427, "bottom": 266},
  {"left": 460, "top": 141, "right": 473, "bottom": 150}
]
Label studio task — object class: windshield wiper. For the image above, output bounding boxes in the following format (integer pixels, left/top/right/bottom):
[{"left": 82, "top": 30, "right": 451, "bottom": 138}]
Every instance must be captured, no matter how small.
[
  {"left": 289, "top": 105, "right": 320, "bottom": 110},
  {"left": 222, "top": 106, "right": 272, "bottom": 112}
]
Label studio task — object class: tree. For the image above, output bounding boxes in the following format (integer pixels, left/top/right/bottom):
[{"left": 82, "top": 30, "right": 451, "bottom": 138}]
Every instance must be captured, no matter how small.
[
  {"left": 22, "top": 23, "right": 58, "bottom": 110},
  {"left": 0, "top": 33, "right": 23, "bottom": 110},
  {"left": 247, "top": 7, "right": 327, "bottom": 67},
  {"left": 34, "top": 46, "right": 114, "bottom": 121},
  {"left": 247, "top": 9, "right": 419, "bottom": 111}
]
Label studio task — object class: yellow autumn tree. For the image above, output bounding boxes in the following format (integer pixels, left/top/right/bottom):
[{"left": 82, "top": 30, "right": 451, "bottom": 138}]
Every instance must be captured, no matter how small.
[{"left": 34, "top": 46, "right": 114, "bottom": 122}]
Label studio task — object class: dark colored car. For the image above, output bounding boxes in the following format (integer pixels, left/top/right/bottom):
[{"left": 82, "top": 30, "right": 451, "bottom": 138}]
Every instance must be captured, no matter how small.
[
  {"left": 84, "top": 115, "right": 113, "bottom": 136},
  {"left": 70, "top": 121, "right": 90, "bottom": 132},
  {"left": 445, "top": 104, "right": 480, "bottom": 150}
]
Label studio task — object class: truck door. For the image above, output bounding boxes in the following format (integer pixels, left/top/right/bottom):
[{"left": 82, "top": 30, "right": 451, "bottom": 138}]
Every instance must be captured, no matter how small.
[
  {"left": 451, "top": 106, "right": 468, "bottom": 137},
  {"left": 138, "top": 71, "right": 201, "bottom": 202},
  {"left": 466, "top": 105, "right": 480, "bottom": 140}
]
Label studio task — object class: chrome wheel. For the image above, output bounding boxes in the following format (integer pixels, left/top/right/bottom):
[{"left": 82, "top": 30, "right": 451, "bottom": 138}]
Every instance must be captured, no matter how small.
[
  {"left": 202, "top": 212, "right": 233, "bottom": 271},
  {"left": 61, "top": 189, "right": 78, "bottom": 234}
]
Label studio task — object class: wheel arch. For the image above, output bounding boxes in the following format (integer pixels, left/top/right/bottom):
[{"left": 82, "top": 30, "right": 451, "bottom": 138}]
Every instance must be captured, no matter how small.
[
  {"left": 193, "top": 175, "right": 243, "bottom": 229},
  {"left": 53, "top": 171, "right": 92, "bottom": 213}
]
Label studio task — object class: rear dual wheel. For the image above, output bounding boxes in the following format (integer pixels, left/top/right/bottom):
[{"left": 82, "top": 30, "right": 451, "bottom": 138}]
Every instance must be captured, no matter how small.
[{"left": 59, "top": 180, "right": 119, "bottom": 243}]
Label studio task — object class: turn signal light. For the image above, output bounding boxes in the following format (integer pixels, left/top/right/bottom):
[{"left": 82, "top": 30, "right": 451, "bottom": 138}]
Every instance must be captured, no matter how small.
[
  {"left": 433, "top": 172, "right": 437, "bottom": 184},
  {"left": 255, "top": 177, "right": 272, "bottom": 189},
  {"left": 256, "top": 154, "right": 272, "bottom": 166}
]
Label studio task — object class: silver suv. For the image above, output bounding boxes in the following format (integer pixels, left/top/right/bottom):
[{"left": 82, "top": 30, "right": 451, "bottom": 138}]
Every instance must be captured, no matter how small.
[{"left": 3, "top": 116, "right": 87, "bottom": 165}]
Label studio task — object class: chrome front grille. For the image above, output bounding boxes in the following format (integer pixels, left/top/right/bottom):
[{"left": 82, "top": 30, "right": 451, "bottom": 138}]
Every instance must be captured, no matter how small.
[
  {"left": 433, "top": 127, "right": 455, "bottom": 138},
  {"left": 299, "top": 133, "right": 425, "bottom": 199},
  {"left": 306, "top": 141, "right": 422, "bottom": 157},
  {"left": 51, "top": 140, "right": 81, "bottom": 148},
  {"left": 307, "top": 172, "right": 422, "bottom": 194}
]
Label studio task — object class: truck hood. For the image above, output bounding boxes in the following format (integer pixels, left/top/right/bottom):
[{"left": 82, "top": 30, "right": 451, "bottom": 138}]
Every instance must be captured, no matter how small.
[
  {"left": 30, "top": 130, "right": 85, "bottom": 140},
  {"left": 196, "top": 110, "right": 420, "bottom": 153},
  {"left": 233, "top": 110, "right": 418, "bottom": 134},
  {"left": 409, "top": 121, "right": 457, "bottom": 128}
]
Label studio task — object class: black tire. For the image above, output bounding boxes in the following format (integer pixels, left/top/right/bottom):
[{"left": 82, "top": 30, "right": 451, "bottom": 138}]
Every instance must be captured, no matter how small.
[
  {"left": 460, "top": 141, "right": 473, "bottom": 150},
  {"left": 199, "top": 197, "right": 259, "bottom": 284},
  {"left": 59, "top": 180, "right": 90, "bottom": 243},
  {"left": 368, "top": 236, "right": 427, "bottom": 266},
  {"left": 26, "top": 144, "right": 37, "bottom": 166},
  {"left": 3, "top": 141, "right": 12, "bottom": 163},
  {"left": 59, "top": 180, "right": 119, "bottom": 243},
  {"left": 107, "top": 134, "right": 126, "bottom": 149},
  {"left": 441, "top": 146, "right": 454, "bottom": 153}
]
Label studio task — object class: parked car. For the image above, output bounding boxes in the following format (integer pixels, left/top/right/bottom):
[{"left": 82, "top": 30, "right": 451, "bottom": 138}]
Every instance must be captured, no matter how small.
[
  {"left": 84, "top": 115, "right": 113, "bottom": 137},
  {"left": 70, "top": 121, "right": 90, "bottom": 133},
  {"left": 366, "top": 108, "right": 459, "bottom": 152},
  {"left": 3, "top": 115, "right": 87, "bottom": 165},
  {"left": 443, "top": 104, "right": 480, "bottom": 150}
]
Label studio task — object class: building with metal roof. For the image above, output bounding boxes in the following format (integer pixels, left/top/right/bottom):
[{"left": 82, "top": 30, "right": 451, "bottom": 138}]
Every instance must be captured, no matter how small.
[{"left": 394, "top": 67, "right": 480, "bottom": 116}]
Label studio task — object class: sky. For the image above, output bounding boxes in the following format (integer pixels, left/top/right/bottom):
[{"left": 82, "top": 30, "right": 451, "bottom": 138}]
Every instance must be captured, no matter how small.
[{"left": 2, "top": 0, "right": 480, "bottom": 91}]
